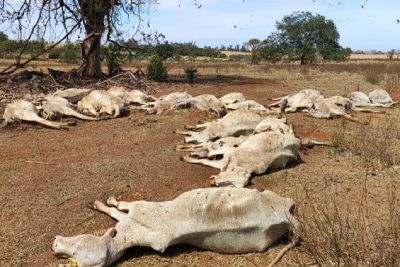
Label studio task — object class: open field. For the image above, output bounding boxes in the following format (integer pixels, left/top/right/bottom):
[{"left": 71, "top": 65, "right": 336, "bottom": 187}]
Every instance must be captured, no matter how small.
[
  {"left": 219, "top": 50, "right": 395, "bottom": 60},
  {"left": 0, "top": 61, "right": 399, "bottom": 266}
]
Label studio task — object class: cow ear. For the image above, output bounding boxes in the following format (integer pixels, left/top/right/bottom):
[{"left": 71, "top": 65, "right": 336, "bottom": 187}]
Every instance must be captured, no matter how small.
[{"left": 104, "top": 227, "right": 117, "bottom": 238}]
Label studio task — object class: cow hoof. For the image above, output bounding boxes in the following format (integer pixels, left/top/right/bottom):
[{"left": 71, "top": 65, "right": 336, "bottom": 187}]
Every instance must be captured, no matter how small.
[{"left": 92, "top": 200, "right": 102, "bottom": 210}]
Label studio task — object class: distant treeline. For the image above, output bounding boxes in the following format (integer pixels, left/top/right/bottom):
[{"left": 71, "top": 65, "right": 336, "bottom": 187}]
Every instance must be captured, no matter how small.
[{"left": 0, "top": 31, "right": 236, "bottom": 62}]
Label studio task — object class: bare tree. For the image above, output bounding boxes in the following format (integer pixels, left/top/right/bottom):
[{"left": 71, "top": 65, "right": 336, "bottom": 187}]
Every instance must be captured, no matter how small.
[{"left": 0, "top": 0, "right": 154, "bottom": 78}]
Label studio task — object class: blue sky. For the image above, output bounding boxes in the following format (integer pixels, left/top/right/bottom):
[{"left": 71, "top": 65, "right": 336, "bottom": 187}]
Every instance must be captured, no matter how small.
[{"left": 147, "top": 0, "right": 400, "bottom": 51}]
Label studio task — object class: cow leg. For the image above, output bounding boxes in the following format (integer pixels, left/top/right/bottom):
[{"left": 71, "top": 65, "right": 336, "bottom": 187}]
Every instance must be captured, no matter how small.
[
  {"left": 343, "top": 114, "right": 365, "bottom": 124},
  {"left": 301, "top": 138, "right": 332, "bottom": 148},
  {"left": 107, "top": 197, "right": 131, "bottom": 211},
  {"left": 93, "top": 200, "right": 128, "bottom": 221},
  {"left": 174, "top": 129, "right": 193, "bottom": 136},
  {"left": 284, "top": 106, "right": 298, "bottom": 113},
  {"left": 184, "top": 122, "right": 208, "bottom": 130},
  {"left": 175, "top": 143, "right": 203, "bottom": 151},
  {"left": 113, "top": 104, "right": 121, "bottom": 118},
  {"left": 181, "top": 155, "right": 224, "bottom": 169},
  {"left": 268, "top": 99, "right": 283, "bottom": 107},
  {"left": 353, "top": 107, "right": 385, "bottom": 114}
]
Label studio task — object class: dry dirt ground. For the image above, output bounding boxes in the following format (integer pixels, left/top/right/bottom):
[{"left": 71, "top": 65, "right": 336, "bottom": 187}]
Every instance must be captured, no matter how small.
[{"left": 0, "top": 76, "right": 399, "bottom": 266}]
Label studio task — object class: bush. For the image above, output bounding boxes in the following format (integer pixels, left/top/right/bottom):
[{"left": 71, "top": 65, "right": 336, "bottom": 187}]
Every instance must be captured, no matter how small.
[
  {"left": 383, "top": 74, "right": 400, "bottom": 92},
  {"left": 104, "top": 43, "right": 123, "bottom": 76},
  {"left": 364, "top": 70, "right": 384, "bottom": 85},
  {"left": 61, "top": 45, "right": 80, "bottom": 64},
  {"left": 174, "top": 55, "right": 182, "bottom": 61},
  {"left": 387, "top": 49, "right": 396, "bottom": 60},
  {"left": 184, "top": 67, "right": 197, "bottom": 84},
  {"left": 228, "top": 54, "right": 251, "bottom": 62},
  {"left": 48, "top": 49, "right": 62, "bottom": 60},
  {"left": 0, "top": 31, "right": 8, "bottom": 42},
  {"left": 146, "top": 54, "right": 168, "bottom": 82}
]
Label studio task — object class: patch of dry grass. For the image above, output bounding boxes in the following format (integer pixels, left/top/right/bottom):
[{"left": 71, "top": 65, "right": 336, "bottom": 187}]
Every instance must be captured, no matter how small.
[
  {"left": 332, "top": 117, "right": 400, "bottom": 170},
  {"left": 296, "top": 176, "right": 399, "bottom": 266}
]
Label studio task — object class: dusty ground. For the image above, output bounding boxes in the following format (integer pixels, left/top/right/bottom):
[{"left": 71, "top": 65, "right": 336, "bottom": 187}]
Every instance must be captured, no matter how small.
[{"left": 0, "top": 76, "right": 399, "bottom": 267}]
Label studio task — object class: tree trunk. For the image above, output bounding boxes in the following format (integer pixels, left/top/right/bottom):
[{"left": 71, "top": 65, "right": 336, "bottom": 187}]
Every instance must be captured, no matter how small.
[
  {"left": 78, "top": 0, "right": 112, "bottom": 78},
  {"left": 300, "top": 53, "right": 306, "bottom": 65},
  {"left": 81, "top": 33, "right": 102, "bottom": 78}
]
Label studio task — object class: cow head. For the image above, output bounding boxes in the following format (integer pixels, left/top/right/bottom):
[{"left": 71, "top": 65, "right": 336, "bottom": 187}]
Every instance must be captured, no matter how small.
[
  {"left": 211, "top": 100, "right": 227, "bottom": 118},
  {"left": 53, "top": 228, "right": 121, "bottom": 267},
  {"left": 184, "top": 132, "right": 209, "bottom": 144},
  {"left": 211, "top": 167, "right": 252, "bottom": 188},
  {"left": 77, "top": 102, "right": 98, "bottom": 117}
]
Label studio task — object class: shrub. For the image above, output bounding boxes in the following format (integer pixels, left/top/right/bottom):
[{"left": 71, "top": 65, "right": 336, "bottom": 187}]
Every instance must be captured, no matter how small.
[
  {"left": 61, "top": 45, "right": 80, "bottom": 64},
  {"left": 146, "top": 54, "right": 168, "bottom": 82},
  {"left": 387, "top": 49, "right": 396, "bottom": 60},
  {"left": 364, "top": 70, "right": 384, "bottom": 85},
  {"left": 48, "top": 49, "right": 62, "bottom": 60},
  {"left": 0, "top": 31, "right": 8, "bottom": 42},
  {"left": 184, "top": 67, "right": 197, "bottom": 84},
  {"left": 174, "top": 55, "right": 182, "bottom": 62},
  {"left": 104, "top": 43, "right": 123, "bottom": 76}
]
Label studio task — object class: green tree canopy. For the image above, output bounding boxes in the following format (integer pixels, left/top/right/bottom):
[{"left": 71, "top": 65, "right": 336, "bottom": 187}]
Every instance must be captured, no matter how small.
[
  {"left": 272, "top": 11, "right": 350, "bottom": 64},
  {"left": 245, "top": 38, "right": 262, "bottom": 64},
  {"left": 0, "top": 31, "right": 8, "bottom": 42},
  {"left": 260, "top": 33, "right": 284, "bottom": 63}
]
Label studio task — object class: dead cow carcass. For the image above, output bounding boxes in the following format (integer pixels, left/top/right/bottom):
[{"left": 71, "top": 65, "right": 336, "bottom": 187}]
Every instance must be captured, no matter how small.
[
  {"left": 269, "top": 88, "right": 324, "bottom": 112},
  {"left": 368, "top": 89, "right": 397, "bottom": 106},
  {"left": 141, "top": 92, "right": 192, "bottom": 114},
  {"left": 187, "top": 94, "right": 227, "bottom": 117},
  {"left": 107, "top": 86, "right": 157, "bottom": 106},
  {"left": 52, "top": 88, "right": 92, "bottom": 104},
  {"left": 77, "top": 90, "right": 125, "bottom": 118},
  {"left": 176, "top": 107, "right": 286, "bottom": 144},
  {"left": 219, "top": 92, "right": 246, "bottom": 105},
  {"left": 3, "top": 100, "right": 70, "bottom": 129},
  {"left": 53, "top": 188, "right": 298, "bottom": 267},
  {"left": 307, "top": 96, "right": 375, "bottom": 123},
  {"left": 183, "top": 128, "right": 300, "bottom": 187},
  {"left": 42, "top": 96, "right": 98, "bottom": 121}
]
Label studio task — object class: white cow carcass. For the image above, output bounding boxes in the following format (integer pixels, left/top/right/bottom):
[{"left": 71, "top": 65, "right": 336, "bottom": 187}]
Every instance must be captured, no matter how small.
[
  {"left": 176, "top": 135, "right": 248, "bottom": 158},
  {"left": 53, "top": 188, "right": 298, "bottom": 267},
  {"left": 349, "top": 91, "right": 393, "bottom": 108},
  {"left": 176, "top": 109, "right": 268, "bottom": 143},
  {"left": 187, "top": 94, "right": 227, "bottom": 117},
  {"left": 177, "top": 117, "right": 291, "bottom": 159},
  {"left": 269, "top": 89, "right": 324, "bottom": 112},
  {"left": 3, "top": 100, "right": 70, "bottom": 129},
  {"left": 107, "top": 86, "right": 157, "bottom": 106},
  {"left": 348, "top": 91, "right": 374, "bottom": 107},
  {"left": 307, "top": 96, "right": 368, "bottom": 122},
  {"left": 42, "top": 96, "right": 98, "bottom": 121},
  {"left": 219, "top": 92, "right": 246, "bottom": 105},
  {"left": 52, "top": 88, "right": 92, "bottom": 104},
  {"left": 226, "top": 100, "right": 269, "bottom": 112},
  {"left": 369, "top": 89, "right": 397, "bottom": 106},
  {"left": 77, "top": 90, "right": 125, "bottom": 118},
  {"left": 183, "top": 129, "right": 301, "bottom": 187},
  {"left": 176, "top": 100, "right": 287, "bottom": 144},
  {"left": 141, "top": 92, "right": 192, "bottom": 114}
]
